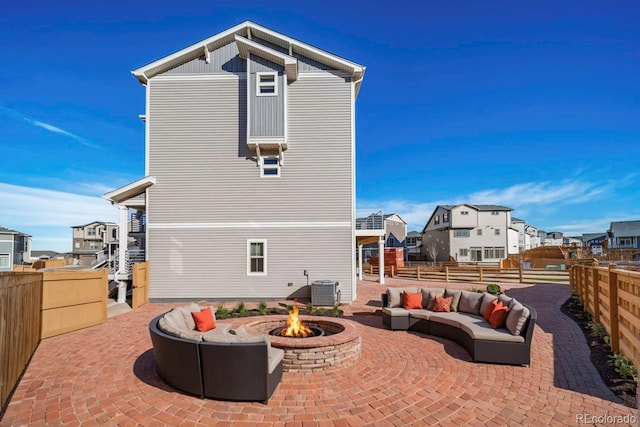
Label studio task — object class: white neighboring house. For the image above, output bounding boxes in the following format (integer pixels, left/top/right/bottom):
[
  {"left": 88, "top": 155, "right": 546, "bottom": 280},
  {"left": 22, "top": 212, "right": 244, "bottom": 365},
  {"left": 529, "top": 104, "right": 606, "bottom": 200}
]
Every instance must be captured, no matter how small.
[
  {"left": 510, "top": 217, "right": 526, "bottom": 253},
  {"left": 544, "top": 232, "right": 564, "bottom": 246},
  {"left": 104, "top": 21, "right": 365, "bottom": 302},
  {"left": 525, "top": 225, "right": 540, "bottom": 249},
  {"left": 421, "top": 204, "right": 513, "bottom": 264},
  {"left": 406, "top": 231, "right": 422, "bottom": 259}
]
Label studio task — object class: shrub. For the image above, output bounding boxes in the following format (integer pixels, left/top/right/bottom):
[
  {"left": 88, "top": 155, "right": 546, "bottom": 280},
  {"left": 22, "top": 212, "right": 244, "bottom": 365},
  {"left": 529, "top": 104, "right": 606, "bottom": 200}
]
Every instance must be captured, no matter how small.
[
  {"left": 216, "top": 303, "right": 229, "bottom": 319},
  {"left": 306, "top": 303, "right": 316, "bottom": 314},
  {"left": 234, "top": 301, "right": 247, "bottom": 316},
  {"left": 257, "top": 301, "right": 268, "bottom": 315},
  {"left": 610, "top": 353, "right": 638, "bottom": 381},
  {"left": 331, "top": 303, "right": 340, "bottom": 317},
  {"left": 486, "top": 284, "right": 501, "bottom": 295}
]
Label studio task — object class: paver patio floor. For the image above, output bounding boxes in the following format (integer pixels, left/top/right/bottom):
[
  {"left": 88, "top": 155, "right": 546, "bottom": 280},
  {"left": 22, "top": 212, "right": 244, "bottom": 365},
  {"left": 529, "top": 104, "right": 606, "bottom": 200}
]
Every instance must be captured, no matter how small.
[{"left": 2, "top": 277, "right": 637, "bottom": 426}]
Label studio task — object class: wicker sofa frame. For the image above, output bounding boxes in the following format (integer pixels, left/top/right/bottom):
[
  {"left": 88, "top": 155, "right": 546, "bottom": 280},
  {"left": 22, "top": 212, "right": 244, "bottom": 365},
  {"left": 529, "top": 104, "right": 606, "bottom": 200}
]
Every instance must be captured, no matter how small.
[
  {"left": 149, "top": 314, "right": 283, "bottom": 403},
  {"left": 381, "top": 293, "right": 537, "bottom": 366}
]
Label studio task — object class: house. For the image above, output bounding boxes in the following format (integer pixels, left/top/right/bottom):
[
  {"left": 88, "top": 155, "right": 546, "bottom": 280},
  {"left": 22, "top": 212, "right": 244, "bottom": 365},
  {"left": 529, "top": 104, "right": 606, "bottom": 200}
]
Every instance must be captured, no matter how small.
[
  {"left": 71, "top": 221, "right": 118, "bottom": 267},
  {"left": 355, "top": 213, "right": 407, "bottom": 260},
  {"left": 607, "top": 220, "right": 640, "bottom": 249},
  {"left": 582, "top": 233, "right": 606, "bottom": 255},
  {"left": 524, "top": 225, "right": 541, "bottom": 249},
  {"left": 421, "top": 204, "right": 513, "bottom": 264},
  {"left": 0, "top": 226, "right": 31, "bottom": 272},
  {"left": 104, "top": 21, "right": 365, "bottom": 302},
  {"left": 510, "top": 217, "right": 526, "bottom": 253},
  {"left": 544, "top": 231, "right": 564, "bottom": 246},
  {"left": 406, "top": 231, "right": 422, "bottom": 260}
]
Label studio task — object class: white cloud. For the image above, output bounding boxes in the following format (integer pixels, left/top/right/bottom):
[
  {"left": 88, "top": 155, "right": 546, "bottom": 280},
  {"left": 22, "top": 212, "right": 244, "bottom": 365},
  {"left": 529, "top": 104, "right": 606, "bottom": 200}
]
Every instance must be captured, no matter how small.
[{"left": 0, "top": 183, "right": 118, "bottom": 252}]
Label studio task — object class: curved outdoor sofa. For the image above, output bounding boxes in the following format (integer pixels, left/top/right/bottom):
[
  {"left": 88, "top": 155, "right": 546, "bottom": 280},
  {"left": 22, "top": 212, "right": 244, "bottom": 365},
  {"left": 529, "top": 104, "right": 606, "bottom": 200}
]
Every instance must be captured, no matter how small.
[
  {"left": 149, "top": 308, "right": 284, "bottom": 403},
  {"left": 381, "top": 288, "right": 537, "bottom": 366}
]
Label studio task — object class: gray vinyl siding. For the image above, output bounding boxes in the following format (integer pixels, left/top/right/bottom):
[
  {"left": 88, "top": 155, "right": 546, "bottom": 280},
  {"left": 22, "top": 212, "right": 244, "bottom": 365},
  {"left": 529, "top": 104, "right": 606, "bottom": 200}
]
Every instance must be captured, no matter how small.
[
  {"left": 295, "top": 54, "right": 334, "bottom": 71},
  {"left": 164, "top": 43, "right": 245, "bottom": 75},
  {"left": 127, "top": 192, "right": 146, "bottom": 206},
  {"left": 249, "top": 54, "right": 285, "bottom": 137},
  {"left": 252, "top": 37, "right": 289, "bottom": 54},
  {"left": 146, "top": 70, "right": 354, "bottom": 300},
  {"left": 148, "top": 228, "right": 352, "bottom": 301}
]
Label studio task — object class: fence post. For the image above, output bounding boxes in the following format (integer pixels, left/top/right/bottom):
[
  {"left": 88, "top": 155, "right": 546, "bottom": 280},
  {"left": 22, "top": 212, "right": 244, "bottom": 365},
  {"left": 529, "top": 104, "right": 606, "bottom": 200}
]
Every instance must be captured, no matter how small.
[
  {"left": 390, "top": 266, "right": 395, "bottom": 278},
  {"left": 479, "top": 267, "right": 483, "bottom": 283},
  {"left": 417, "top": 266, "right": 421, "bottom": 281},
  {"left": 445, "top": 266, "right": 449, "bottom": 282},
  {"left": 608, "top": 264, "right": 619, "bottom": 353},
  {"left": 519, "top": 263, "right": 524, "bottom": 283},
  {"left": 592, "top": 265, "right": 600, "bottom": 324}
]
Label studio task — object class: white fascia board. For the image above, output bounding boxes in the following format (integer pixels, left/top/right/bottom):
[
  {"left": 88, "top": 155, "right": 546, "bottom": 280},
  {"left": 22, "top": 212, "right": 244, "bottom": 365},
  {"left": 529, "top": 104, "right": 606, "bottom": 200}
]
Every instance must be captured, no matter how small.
[
  {"left": 131, "top": 21, "right": 250, "bottom": 84},
  {"left": 235, "top": 35, "right": 298, "bottom": 83},
  {"left": 103, "top": 176, "right": 156, "bottom": 204}
]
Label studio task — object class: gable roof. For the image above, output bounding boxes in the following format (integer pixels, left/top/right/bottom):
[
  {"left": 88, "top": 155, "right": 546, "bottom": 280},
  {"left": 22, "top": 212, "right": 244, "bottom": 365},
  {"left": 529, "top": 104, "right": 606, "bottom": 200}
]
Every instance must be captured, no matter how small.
[
  {"left": 0, "top": 226, "right": 30, "bottom": 237},
  {"left": 609, "top": 220, "right": 640, "bottom": 236},
  {"left": 132, "top": 21, "right": 365, "bottom": 95}
]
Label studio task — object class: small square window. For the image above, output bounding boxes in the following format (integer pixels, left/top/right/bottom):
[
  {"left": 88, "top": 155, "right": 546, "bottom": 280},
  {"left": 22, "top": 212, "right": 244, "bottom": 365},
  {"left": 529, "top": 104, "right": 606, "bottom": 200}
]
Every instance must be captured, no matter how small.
[
  {"left": 495, "top": 228, "right": 501, "bottom": 236},
  {"left": 477, "top": 229, "right": 483, "bottom": 236},
  {"left": 257, "top": 72, "right": 278, "bottom": 96},
  {"left": 260, "top": 156, "right": 280, "bottom": 177}
]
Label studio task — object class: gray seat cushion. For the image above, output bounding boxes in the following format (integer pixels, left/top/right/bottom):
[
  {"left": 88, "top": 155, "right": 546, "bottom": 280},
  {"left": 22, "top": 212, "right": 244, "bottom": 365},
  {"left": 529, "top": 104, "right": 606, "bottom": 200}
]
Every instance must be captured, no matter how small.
[
  {"left": 268, "top": 347, "right": 285, "bottom": 374},
  {"left": 382, "top": 307, "right": 410, "bottom": 317},
  {"left": 428, "top": 312, "right": 479, "bottom": 328},
  {"left": 461, "top": 318, "right": 525, "bottom": 343},
  {"left": 408, "top": 309, "right": 432, "bottom": 320}
]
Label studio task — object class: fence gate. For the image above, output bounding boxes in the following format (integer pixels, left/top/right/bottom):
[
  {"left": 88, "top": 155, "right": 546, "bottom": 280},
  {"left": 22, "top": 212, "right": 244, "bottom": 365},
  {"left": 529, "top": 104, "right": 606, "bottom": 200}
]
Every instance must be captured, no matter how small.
[{"left": 132, "top": 261, "right": 150, "bottom": 309}]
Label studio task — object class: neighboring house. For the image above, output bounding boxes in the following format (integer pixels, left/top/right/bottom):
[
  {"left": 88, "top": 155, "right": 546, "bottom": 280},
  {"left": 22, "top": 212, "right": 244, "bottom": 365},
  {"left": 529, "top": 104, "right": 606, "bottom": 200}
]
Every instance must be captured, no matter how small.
[
  {"left": 525, "top": 225, "right": 541, "bottom": 249},
  {"left": 0, "top": 226, "right": 31, "bottom": 272},
  {"left": 544, "top": 232, "right": 564, "bottom": 246},
  {"left": 104, "top": 21, "right": 365, "bottom": 302},
  {"left": 582, "top": 233, "right": 606, "bottom": 255},
  {"left": 406, "top": 231, "right": 422, "bottom": 260},
  {"left": 421, "top": 204, "right": 513, "bottom": 264},
  {"left": 510, "top": 217, "right": 526, "bottom": 253},
  {"left": 563, "top": 236, "right": 583, "bottom": 247},
  {"left": 607, "top": 220, "right": 640, "bottom": 249},
  {"left": 356, "top": 213, "right": 407, "bottom": 260},
  {"left": 71, "top": 221, "right": 118, "bottom": 267}
]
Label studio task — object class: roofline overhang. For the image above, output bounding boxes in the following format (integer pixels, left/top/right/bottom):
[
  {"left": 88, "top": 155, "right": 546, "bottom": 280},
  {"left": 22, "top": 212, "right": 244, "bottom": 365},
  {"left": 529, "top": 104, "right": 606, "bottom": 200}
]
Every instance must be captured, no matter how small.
[
  {"left": 234, "top": 35, "right": 298, "bottom": 83},
  {"left": 103, "top": 176, "right": 156, "bottom": 205},
  {"left": 131, "top": 21, "right": 365, "bottom": 88}
]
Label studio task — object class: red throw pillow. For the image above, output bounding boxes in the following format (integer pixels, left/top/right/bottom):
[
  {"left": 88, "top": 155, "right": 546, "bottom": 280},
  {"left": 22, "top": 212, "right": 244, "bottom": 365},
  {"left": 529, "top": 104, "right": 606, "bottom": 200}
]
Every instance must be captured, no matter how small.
[
  {"left": 433, "top": 295, "right": 453, "bottom": 312},
  {"left": 403, "top": 291, "right": 423, "bottom": 310},
  {"left": 483, "top": 299, "right": 500, "bottom": 321},
  {"left": 489, "top": 305, "right": 509, "bottom": 329},
  {"left": 191, "top": 307, "right": 216, "bottom": 332}
]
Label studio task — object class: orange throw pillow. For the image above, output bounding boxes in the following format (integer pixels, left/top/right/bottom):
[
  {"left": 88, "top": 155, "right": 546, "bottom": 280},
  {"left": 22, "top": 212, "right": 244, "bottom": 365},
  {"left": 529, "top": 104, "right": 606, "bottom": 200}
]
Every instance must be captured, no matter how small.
[
  {"left": 489, "top": 304, "right": 509, "bottom": 329},
  {"left": 483, "top": 299, "right": 500, "bottom": 321},
  {"left": 191, "top": 307, "right": 216, "bottom": 332},
  {"left": 433, "top": 295, "right": 453, "bottom": 312},
  {"left": 403, "top": 291, "right": 423, "bottom": 310}
]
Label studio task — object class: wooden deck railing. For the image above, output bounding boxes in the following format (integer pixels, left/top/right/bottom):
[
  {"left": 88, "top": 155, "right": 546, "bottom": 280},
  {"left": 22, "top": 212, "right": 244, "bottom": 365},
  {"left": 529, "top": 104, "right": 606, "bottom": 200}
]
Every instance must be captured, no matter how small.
[
  {"left": 367, "top": 264, "right": 570, "bottom": 284},
  {"left": 571, "top": 265, "right": 640, "bottom": 368}
]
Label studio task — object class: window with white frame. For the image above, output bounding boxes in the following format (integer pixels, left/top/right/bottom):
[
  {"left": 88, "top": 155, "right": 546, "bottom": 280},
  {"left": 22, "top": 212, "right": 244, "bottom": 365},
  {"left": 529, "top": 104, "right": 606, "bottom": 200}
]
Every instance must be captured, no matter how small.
[
  {"left": 477, "top": 229, "right": 483, "bottom": 236},
  {"left": 483, "top": 247, "right": 505, "bottom": 259},
  {"left": 618, "top": 237, "right": 633, "bottom": 247},
  {"left": 434, "top": 215, "right": 440, "bottom": 225},
  {"left": 461, "top": 210, "right": 469, "bottom": 215},
  {"left": 454, "top": 229, "right": 470, "bottom": 237},
  {"left": 256, "top": 72, "right": 277, "bottom": 96},
  {"left": 443, "top": 213, "right": 449, "bottom": 222},
  {"left": 0, "top": 254, "right": 10, "bottom": 269},
  {"left": 459, "top": 248, "right": 468, "bottom": 257},
  {"left": 247, "top": 240, "right": 267, "bottom": 275},
  {"left": 495, "top": 228, "right": 501, "bottom": 236},
  {"left": 260, "top": 156, "right": 280, "bottom": 177},
  {"left": 88, "top": 227, "right": 96, "bottom": 236}
]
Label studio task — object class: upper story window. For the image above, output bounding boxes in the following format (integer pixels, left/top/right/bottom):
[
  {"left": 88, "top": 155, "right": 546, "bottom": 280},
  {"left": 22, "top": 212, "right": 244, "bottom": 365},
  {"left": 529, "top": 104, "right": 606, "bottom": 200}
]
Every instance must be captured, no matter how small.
[
  {"left": 495, "top": 228, "right": 501, "bottom": 236},
  {"left": 477, "top": 229, "right": 483, "bottom": 236},
  {"left": 434, "top": 215, "right": 440, "bottom": 225},
  {"left": 443, "top": 213, "right": 449, "bottom": 222},
  {"left": 454, "top": 230, "right": 470, "bottom": 237},
  {"left": 87, "top": 227, "right": 96, "bottom": 236},
  {"left": 491, "top": 211, "right": 500, "bottom": 215},
  {"left": 461, "top": 211, "right": 469, "bottom": 215},
  {"left": 261, "top": 156, "right": 280, "bottom": 177},
  {"left": 257, "top": 72, "right": 277, "bottom": 96}
]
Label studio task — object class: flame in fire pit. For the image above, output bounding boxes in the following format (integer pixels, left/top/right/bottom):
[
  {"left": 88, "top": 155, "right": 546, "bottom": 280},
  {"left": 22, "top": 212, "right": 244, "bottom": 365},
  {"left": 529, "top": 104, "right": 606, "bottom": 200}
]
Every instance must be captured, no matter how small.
[{"left": 282, "top": 305, "right": 313, "bottom": 337}]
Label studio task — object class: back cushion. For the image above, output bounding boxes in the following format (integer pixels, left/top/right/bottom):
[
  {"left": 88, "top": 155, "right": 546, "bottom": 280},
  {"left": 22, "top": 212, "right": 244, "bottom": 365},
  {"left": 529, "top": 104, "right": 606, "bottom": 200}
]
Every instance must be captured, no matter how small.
[
  {"left": 176, "top": 302, "right": 204, "bottom": 330},
  {"left": 387, "top": 288, "right": 418, "bottom": 308},
  {"left": 421, "top": 288, "right": 445, "bottom": 310},
  {"left": 158, "top": 313, "right": 204, "bottom": 341},
  {"left": 479, "top": 293, "right": 498, "bottom": 315},
  {"left": 444, "top": 289, "right": 462, "bottom": 312},
  {"left": 498, "top": 294, "right": 515, "bottom": 309},
  {"left": 458, "top": 291, "right": 484, "bottom": 315},
  {"left": 505, "top": 302, "right": 530, "bottom": 335}
]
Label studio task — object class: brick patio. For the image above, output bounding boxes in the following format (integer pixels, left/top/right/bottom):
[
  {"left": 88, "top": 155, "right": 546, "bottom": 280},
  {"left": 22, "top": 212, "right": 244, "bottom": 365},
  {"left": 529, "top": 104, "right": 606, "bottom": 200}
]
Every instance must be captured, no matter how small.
[{"left": 2, "top": 277, "right": 637, "bottom": 426}]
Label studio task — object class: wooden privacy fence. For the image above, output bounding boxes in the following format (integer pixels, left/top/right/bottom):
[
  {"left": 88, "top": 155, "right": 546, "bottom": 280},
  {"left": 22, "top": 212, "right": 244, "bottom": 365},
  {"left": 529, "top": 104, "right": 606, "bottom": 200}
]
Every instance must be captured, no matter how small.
[
  {"left": 571, "top": 265, "right": 640, "bottom": 368},
  {"left": 41, "top": 269, "right": 108, "bottom": 339},
  {"left": 0, "top": 272, "right": 42, "bottom": 411},
  {"left": 368, "top": 265, "right": 570, "bottom": 284}
]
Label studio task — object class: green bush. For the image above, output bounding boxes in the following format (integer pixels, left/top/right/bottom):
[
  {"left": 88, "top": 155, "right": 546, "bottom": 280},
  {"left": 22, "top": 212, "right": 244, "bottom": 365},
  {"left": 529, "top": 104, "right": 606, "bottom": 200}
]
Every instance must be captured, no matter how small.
[
  {"left": 486, "top": 284, "right": 501, "bottom": 295},
  {"left": 306, "top": 303, "right": 316, "bottom": 314},
  {"left": 610, "top": 353, "right": 638, "bottom": 381},
  {"left": 216, "top": 303, "right": 229, "bottom": 319},
  {"left": 234, "top": 301, "right": 247, "bottom": 316},
  {"left": 257, "top": 301, "right": 268, "bottom": 315}
]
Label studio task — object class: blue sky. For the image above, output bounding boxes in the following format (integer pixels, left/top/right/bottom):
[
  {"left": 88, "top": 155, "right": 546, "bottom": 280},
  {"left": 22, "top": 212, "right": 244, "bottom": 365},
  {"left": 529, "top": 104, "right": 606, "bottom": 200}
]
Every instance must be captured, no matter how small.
[{"left": 1, "top": 1, "right": 639, "bottom": 252}]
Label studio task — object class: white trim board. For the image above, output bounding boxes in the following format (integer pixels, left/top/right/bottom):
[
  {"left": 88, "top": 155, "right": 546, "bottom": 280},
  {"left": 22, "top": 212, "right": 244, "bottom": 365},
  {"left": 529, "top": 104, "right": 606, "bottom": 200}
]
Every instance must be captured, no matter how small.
[{"left": 148, "top": 221, "right": 351, "bottom": 229}]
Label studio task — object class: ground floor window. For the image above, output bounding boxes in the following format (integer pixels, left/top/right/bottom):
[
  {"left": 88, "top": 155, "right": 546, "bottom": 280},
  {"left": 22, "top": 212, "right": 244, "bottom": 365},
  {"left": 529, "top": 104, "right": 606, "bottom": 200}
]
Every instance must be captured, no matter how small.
[
  {"left": 470, "top": 247, "right": 482, "bottom": 262},
  {"left": 459, "top": 248, "right": 468, "bottom": 257},
  {"left": 483, "top": 247, "right": 505, "bottom": 259},
  {"left": 247, "top": 240, "right": 267, "bottom": 275},
  {"left": 0, "top": 254, "right": 10, "bottom": 269}
]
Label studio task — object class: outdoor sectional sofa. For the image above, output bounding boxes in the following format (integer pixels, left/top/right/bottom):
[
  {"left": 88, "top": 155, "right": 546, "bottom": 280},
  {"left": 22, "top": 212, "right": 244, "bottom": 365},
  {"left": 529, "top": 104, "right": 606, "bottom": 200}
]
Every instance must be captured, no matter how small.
[
  {"left": 148, "top": 303, "right": 284, "bottom": 403},
  {"left": 381, "top": 288, "right": 536, "bottom": 366}
]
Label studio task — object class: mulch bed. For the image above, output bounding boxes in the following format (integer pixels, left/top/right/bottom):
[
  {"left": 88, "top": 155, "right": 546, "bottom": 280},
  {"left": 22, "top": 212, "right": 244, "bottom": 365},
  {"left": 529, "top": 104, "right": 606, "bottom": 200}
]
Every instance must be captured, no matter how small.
[{"left": 561, "top": 294, "right": 637, "bottom": 408}]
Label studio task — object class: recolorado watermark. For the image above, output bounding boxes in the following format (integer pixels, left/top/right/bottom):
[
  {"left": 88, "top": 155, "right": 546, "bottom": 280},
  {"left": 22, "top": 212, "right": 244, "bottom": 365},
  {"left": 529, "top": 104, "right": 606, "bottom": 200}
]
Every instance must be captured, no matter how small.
[{"left": 576, "top": 412, "right": 637, "bottom": 424}]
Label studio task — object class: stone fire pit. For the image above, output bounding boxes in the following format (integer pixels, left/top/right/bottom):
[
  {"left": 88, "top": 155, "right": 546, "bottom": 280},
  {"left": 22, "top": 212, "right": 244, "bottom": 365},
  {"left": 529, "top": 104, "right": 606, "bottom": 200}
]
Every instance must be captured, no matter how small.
[{"left": 244, "top": 315, "right": 362, "bottom": 372}]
